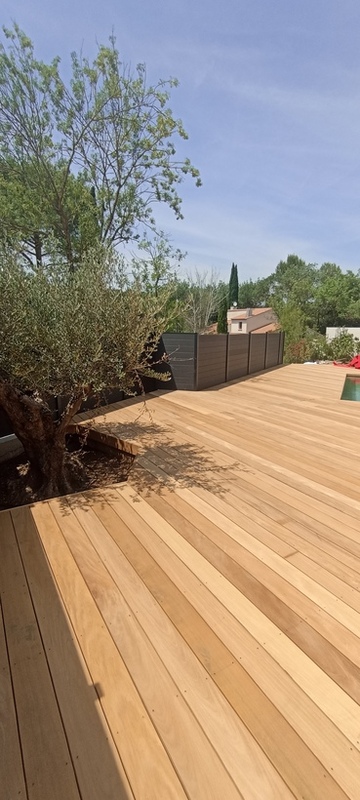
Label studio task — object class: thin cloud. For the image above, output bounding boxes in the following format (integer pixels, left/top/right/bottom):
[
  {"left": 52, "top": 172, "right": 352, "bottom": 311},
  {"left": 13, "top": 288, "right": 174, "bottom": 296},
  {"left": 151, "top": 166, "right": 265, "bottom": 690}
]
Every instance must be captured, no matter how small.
[{"left": 2, "top": 0, "right": 360, "bottom": 278}]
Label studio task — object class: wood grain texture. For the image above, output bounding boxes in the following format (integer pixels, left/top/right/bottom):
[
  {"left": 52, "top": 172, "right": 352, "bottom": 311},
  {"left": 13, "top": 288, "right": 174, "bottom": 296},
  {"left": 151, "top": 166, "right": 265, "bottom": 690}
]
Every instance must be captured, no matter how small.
[
  {"left": 11, "top": 504, "right": 134, "bottom": 800},
  {"left": 0, "top": 511, "right": 80, "bottom": 800},
  {"left": 58, "top": 497, "right": 245, "bottom": 800},
  {"left": 108, "top": 485, "right": 359, "bottom": 800},
  {"left": 0, "top": 541, "right": 28, "bottom": 800},
  {"left": 3, "top": 364, "right": 360, "bottom": 799},
  {"left": 31, "top": 500, "right": 187, "bottom": 800},
  {"left": 72, "top": 495, "right": 291, "bottom": 800}
]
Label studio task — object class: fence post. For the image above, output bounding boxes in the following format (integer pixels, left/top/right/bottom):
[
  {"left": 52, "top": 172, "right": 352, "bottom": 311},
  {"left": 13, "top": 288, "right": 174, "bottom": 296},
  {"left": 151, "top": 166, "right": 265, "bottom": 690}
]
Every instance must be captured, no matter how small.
[
  {"left": 246, "top": 334, "right": 251, "bottom": 375},
  {"left": 194, "top": 333, "right": 199, "bottom": 390},
  {"left": 265, "top": 333, "right": 269, "bottom": 369},
  {"left": 278, "top": 331, "right": 285, "bottom": 364},
  {"left": 225, "top": 334, "right": 229, "bottom": 383}
]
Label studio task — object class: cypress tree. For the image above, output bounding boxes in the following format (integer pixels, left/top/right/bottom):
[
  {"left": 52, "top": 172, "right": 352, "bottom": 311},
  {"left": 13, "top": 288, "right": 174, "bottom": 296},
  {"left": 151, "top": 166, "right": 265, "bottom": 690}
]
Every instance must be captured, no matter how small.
[{"left": 228, "top": 262, "right": 239, "bottom": 307}]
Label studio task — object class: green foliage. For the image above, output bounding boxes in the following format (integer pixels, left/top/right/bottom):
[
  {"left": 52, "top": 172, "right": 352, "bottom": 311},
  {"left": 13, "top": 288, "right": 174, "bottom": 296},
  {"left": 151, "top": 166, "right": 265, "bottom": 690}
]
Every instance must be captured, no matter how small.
[
  {"left": 330, "top": 331, "right": 360, "bottom": 362},
  {"left": 0, "top": 159, "right": 98, "bottom": 266},
  {"left": 303, "top": 331, "right": 329, "bottom": 361},
  {"left": 0, "top": 243, "right": 173, "bottom": 397},
  {"left": 283, "top": 339, "right": 310, "bottom": 364},
  {"left": 237, "top": 280, "right": 254, "bottom": 308},
  {"left": 283, "top": 329, "right": 360, "bottom": 364},
  {"left": 228, "top": 262, "right": 239, "bottom": 307},
  {"left": 0, "top": 24, "right": 201, "bottom": 267},
  {"left": 133, "top": 237, "right": 183, "bottom": 297},
  {"left": 162, "top": 279, "right": 190, "bottom": 332},
  {"left": 238, "top": 276, "right": 272, "bottom": 308},
  {"left": 313, "top": 266, "right": 360, "bottom": 332},
  {"left": 284, "top": 332, "right": 330, "bottom": 364},
  {"left": 277, "top": 303, "right": 306, "bottom": 363},
  {"left": 267, "top": 255, "right": 317, "bottom": 322},
  {"left": 258, "top": 255, "right": 360, "bottom": 332},
  {"left": 217, "top": 292, "right": 228, "bottom": 333}
]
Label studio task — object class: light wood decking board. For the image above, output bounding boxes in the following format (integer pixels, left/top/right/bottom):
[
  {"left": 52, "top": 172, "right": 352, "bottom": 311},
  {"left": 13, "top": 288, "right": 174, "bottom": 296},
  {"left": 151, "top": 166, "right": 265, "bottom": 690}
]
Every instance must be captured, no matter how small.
[{"left": 2, "top": 364, "right": 360, "bottom": 798}]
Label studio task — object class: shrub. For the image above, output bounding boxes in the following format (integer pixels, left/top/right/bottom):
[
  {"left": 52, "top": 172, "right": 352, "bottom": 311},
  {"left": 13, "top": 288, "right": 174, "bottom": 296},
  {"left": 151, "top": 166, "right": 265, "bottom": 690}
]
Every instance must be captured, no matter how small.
[
  {"left": 329, "top": 331, "right": 360, "bottom": 361},
  {"left": 284, "top": 339, "right": 310, "bottom": 364},
  {"left": 303, "top": 332, "right": 329, "bottom": 361}
]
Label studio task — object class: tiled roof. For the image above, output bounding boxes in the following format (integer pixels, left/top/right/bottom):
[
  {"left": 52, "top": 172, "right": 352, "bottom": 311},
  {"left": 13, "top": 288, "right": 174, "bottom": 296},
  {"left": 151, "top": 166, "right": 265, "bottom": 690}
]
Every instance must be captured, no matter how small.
[
  {"left": 228, "top": 307, "right": 272, "bottom": 319},
  {"left": 247, "top": 307, "right": 272, "bottom": 315},
  {"left": 252, "top": 322, "right": 279, "bottom": 333}
]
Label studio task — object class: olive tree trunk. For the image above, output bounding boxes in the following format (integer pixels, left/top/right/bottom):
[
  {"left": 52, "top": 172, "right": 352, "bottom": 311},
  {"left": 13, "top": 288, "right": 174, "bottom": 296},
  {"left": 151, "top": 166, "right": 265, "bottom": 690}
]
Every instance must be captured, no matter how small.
[{"left": 0, "top": 383, "right": 86, "bottom": 499}]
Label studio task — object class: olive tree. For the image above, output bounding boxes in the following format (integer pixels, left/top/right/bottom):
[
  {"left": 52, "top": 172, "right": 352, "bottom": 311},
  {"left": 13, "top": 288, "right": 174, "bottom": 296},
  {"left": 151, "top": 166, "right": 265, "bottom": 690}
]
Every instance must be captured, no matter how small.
[{"left": 0, "top": 243, "right": 173, "bottom": 498}]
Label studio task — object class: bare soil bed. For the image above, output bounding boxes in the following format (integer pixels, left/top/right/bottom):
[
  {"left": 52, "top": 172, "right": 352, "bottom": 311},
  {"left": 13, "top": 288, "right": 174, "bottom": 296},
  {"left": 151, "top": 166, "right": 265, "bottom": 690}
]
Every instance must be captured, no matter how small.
[{"left": 0, "top": 434, "right": 135, "bottom": 511}]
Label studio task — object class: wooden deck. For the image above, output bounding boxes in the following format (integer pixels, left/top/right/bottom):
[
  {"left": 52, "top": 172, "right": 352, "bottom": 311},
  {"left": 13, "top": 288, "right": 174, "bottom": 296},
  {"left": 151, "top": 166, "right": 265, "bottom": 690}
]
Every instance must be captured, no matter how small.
[{"left": 2, "top": 364, "right": 360, "bottom": 799}]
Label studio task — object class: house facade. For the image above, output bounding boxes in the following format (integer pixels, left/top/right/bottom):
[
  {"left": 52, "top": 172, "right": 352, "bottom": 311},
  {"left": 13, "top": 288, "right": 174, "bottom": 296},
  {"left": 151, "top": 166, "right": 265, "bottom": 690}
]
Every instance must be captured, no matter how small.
[{"left": 227, "top": 307, "right": 278, "bottom": 334}]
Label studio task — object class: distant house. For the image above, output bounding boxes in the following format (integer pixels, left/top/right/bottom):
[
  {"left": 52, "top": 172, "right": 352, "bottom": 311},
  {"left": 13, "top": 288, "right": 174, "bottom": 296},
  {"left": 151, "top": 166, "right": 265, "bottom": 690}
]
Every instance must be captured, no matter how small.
[{"left": 227, "top": 307, "right": 278, "bottom": 334}]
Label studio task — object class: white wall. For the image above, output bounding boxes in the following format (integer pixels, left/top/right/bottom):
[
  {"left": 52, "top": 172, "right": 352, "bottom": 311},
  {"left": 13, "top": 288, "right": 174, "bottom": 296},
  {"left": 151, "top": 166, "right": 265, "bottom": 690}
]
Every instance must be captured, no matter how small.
[{"left": 326, "top": 327, "right": 360, "bottom": 341}]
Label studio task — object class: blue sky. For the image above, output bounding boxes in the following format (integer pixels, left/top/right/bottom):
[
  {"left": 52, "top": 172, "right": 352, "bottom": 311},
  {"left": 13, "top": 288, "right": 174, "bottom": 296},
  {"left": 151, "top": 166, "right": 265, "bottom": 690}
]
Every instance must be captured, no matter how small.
[{"left": 2, "top": 0, "right": 360, "bottom": 281}]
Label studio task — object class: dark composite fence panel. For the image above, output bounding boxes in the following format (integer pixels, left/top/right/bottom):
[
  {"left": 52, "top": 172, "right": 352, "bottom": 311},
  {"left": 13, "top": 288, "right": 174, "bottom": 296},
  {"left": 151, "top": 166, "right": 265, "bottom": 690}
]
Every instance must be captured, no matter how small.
[
  {"left": 226, "top": 334, "right": 250, "bottom": 381},
  {"left": 196, "top": 335, "right": 228, "bottom": 390},
  {"left": 161, "top": 333, "right": 197, "bottom": 390},
  {"left": 278, "top": 331, "right": 285, "bottom": 364},
  {"left": 86, "top": 388, "right": 125, "bottom": 409},
  {"left": 57, "top": 389, "right": 125, "bottom": 416},
  {"left": 265, "top": 332, "right": 282, "bottom": 369},
  {"left": 102, "top": 388, "right": 125, "bottom": 406},
  {"left": 248, "top": 333, "right": 267, "bottom": 374}
]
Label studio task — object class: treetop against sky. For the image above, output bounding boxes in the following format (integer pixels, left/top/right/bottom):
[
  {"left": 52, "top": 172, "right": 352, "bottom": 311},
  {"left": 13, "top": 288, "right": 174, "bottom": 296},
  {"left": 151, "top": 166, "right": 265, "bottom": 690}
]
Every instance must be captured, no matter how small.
[{"left": 2, "top": 0, "right": 360, "bottom": 279}]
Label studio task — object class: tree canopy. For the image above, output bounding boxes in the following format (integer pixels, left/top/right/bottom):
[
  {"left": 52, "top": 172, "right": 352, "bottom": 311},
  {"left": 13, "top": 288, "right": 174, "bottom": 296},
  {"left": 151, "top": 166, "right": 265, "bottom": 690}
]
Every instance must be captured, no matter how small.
[
  {"left": 0, "top": 24, "right": 201, "bottom": 267},
  {"left": 0, "top": 242, "right": 175, "bottom": 496},
  {"left": 0, "top": 245, "right": 171, "bottom": 398},
  {"left": 238, "top": 254, "right": 360, "bottom": 333}
]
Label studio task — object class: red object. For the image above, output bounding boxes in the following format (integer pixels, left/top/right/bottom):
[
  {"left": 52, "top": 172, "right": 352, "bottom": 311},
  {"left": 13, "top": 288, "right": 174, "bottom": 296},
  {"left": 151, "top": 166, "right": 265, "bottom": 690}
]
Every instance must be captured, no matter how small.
[{"left": 333, "top": 355, "right": 360, "bottom": 368}]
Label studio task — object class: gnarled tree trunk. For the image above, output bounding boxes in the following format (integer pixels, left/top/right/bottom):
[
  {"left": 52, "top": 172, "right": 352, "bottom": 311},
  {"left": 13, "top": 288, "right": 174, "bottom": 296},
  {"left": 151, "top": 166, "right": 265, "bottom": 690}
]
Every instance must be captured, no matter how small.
[{"left": 0, "top": 383, "right": 86, "bottom": 499}]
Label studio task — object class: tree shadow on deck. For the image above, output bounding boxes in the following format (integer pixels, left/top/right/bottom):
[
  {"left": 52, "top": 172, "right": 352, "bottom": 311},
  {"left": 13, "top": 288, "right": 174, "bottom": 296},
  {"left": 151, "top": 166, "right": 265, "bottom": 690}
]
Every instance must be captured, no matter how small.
[
  {"left": 84, "top": 417, "right": 242, "bottom": 499},
  {"left": 0, "top": 505, "right": 132, "bottom": 800}
]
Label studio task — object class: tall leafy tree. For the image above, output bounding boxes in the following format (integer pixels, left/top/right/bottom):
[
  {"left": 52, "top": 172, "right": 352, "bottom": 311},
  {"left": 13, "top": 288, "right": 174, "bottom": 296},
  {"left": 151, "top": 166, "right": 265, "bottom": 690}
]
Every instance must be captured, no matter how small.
[
  {"left": 0, "top": 24, "right": 201, "bottom": 267},
  {"left": 267, "top": 255, "right": 317, "bottom": 318},
  {"left": 277, "top": 304, "right": 306, "bottom": 342},
  {"left": 238, "top": 279, "right": 256, "bottom": 308},
  {"left": 228, "top": 262, "right": 239, "bottom": 307},
  {"left": 0, "top": 158, "right": 97, "bottom": 266},
  {"left": 313, "top": 263, "right": 360, "bottom": 331},
  {"left": 238, "top": 276, "right": 272, "bottom": 308}
]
